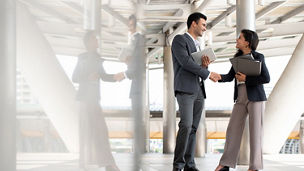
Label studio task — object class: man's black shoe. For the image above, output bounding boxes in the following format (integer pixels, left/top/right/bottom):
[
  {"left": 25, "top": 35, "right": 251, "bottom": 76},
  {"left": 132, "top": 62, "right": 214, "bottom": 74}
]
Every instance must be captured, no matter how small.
[
  {"left": 184, "top": 166, "right": 200, "bottom": 171},
  {"left": 172, "top": 167, "right": 182, "bottom": 171}
]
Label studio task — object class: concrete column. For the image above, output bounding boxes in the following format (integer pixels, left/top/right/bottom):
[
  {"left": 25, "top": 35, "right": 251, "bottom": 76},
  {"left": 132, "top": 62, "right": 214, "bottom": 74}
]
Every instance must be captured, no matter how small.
[
  {"left": 263, "top": 34, "right": 304, "bottom": 154},
  {"left": 300, "top": 117, "right": 304, "bottom": 154},
  {"left": 0, "top": 0, "right": 16, "bottom": 170},
  {"left": 236, "top": 0, "right": 256, "bottom": 165},
  {"left": 144, "top": 65, "right": 150, "bottom": 153},
  {"left": 195, "top": 109, "right": 207, "bottom": 157},
  {"left": 83, "top": 0, "right": 101, "bottom": 31},
  {"left": 132, "top": 2, "right": 148, "bottom": 170},
  {"left": 163, "top": 45, "right": 176, "bottom": 154},
  {"left": 300, "top": 118, "right": 304, "bottom": 154},
  {"left": 236, "top": 0, "right": 256, "bottom": 34}
]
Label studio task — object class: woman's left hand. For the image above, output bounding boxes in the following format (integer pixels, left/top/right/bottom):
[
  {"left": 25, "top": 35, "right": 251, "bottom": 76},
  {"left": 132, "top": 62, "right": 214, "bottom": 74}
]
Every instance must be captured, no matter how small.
[{"left": 235, "top": 72, "right": 246, "bottom": 82}]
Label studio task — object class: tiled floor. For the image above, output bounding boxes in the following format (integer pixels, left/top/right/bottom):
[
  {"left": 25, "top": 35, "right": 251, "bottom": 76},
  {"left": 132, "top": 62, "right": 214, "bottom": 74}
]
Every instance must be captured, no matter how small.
[{"left": 17, "top": 153, "right": 304, "bottom": 171}]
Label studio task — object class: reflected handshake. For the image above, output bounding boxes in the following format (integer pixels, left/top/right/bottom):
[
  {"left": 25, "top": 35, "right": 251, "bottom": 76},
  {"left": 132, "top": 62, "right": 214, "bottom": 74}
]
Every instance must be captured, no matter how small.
[
  {"left": 209, "top": 72, "right": 221, "bottom": 82},
  {"left": 114, "top": 72, "right": 125, "bottom": 82}
]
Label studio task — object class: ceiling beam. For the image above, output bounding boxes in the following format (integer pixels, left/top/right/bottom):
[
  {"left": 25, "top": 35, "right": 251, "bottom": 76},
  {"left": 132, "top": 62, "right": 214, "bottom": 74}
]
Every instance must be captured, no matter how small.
[
  {"left": 148, "top": 0, "right": 212, "bottom": 59},
  {"left": 204, "top": 1, "right": 287, "bottom": 36},
  {"left": 195, "top": 0, "right": 213, "bottom": 12},
  {"left": 61, "top": 1, "right": 83, "bottom": 16},
  {"left": 271, "top": 4, "right": 304, "bottom": 24},
  {"left": 207, "top": 5, "right": 236, "bottom": 29},
  {"left": 143, "top": 4, "right": 191, "bottom": 11},
  {"left": 213, "top": 22, "right": 304, "bottom": 42},
  {"left": 20, "top": 0, "right": 79, "bottom": 24},
  {"left": 62, "top": 1, "right": 140, "bottom": 30},
  {"left": 147, "top": 47, "right": 163, "bottom": 59},
  {"left": 37, "top": 22, "right": 83, "bottom": 37},
  {"left": 46, "top": 34, "right": 126, "bottom": 50},
  {"left": 212, "top": 36, "right": 300, "bottom": 50},
  {"left": 145, "top": 34, "right": 166, "bottom": 47},
  {"left": 37, "top": 21, "right": 127, "bottom": 38},
  {"left": 214, "top": 37, "right": 299, "bottom": 56},
  {"left": 215, "top": 47, "right": 295, "bottom": 62},
  {"left": 146, "top": 7, "right": 185, "bottom": 46},
  {"left": 168, "top": 0, "right": 213, "bottom": 44},
  {"left": 147, "top": 0, "right": 191, "bottom": 59},
  {"left": 162, "top": 9, "right": 184, "bottom": 33},
  {"left": 102, "top": 4, "right": 129, "bottom": 26},
  {"left": 256, "top": 1, "right": 286, "bottom": 20}
]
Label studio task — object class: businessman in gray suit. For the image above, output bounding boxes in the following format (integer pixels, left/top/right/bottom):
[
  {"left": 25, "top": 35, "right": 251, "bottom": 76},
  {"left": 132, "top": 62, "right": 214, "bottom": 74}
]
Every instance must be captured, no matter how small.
[
  {"left": 114, "top": 14, "right": 146, "bottom": 171},
  {"left": 171, "top": 12, "right": 220, "bottom": 171}
]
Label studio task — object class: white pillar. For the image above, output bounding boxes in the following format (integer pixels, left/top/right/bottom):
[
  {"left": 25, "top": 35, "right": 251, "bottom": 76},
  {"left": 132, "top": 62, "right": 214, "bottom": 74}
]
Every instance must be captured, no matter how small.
[
  {"left": 263, "top": 35, "right": 304, "bottom": 154},
  {"left": 236, "top": 0, "right": 256, "bottom": 165},
  {"left": 145, "top": 66, "right": 150, "bottom": 153},
  {"left": 17, "top": 3, "right": 79, "bottom": 152},
  {"left": 163, "top": 45, "right": 176, "bottom": 153},
  {"left": 83, "top": 0, "right": 101, "bottom": 31},
  {"left": 0, "top": 0, "right": 16, "bottom": 170},
  {"left": 236, "top": 0, "right": 256, "bottom": 34},
  {"left": 132, "top": 2, "right": 148, "bottom": 170},
  {"left": 300, "top": 118, "right": 304, "bottom": 154}
]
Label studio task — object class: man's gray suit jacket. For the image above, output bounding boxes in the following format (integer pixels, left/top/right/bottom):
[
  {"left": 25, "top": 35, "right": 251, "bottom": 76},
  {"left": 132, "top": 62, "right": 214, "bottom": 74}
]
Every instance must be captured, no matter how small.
[
  {"left": 171, "top": 33, "right": 210, "bottom": 98},
  {"left": 125, "top": 33, "right": 146, "bottom": 98}
]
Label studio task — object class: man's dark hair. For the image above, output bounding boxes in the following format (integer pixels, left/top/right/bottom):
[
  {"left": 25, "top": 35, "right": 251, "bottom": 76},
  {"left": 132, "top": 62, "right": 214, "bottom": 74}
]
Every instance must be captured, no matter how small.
[
  {"left": 129, "top": 14, "right": 137, "bottom": 27},
  {"left": 187, "top": 12, "right": 207, "bottom": 29}
]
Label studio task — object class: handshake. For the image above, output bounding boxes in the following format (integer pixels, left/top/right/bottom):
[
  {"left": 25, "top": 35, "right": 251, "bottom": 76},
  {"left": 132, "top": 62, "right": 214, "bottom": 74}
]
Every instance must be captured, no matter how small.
[
  {"left": 113, "top": 72, "right": 125, "bottom": 82},
  {"left": 209, "top": 72, "right": 221, "bottom": 82},
  {"left": 201, "top": 56, "right": 221, "bottom": 82}
]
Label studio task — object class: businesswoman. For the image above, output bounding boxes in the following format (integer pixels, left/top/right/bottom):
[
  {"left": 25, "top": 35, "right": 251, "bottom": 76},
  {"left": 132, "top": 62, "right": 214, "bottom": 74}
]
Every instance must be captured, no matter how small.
[
  {"left": 72, "top": 31, "right": 119, "bottom": 171},
  {"left": 214, "top": 29, "right": 270, "bottom": 171}
]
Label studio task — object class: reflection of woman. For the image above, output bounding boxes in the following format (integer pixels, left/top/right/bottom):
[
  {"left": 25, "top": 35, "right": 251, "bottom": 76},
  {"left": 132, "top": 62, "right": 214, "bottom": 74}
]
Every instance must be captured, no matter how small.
[
  {"left": 72, "top": 31, "right": 119, "bottom": 171},
  {"left": 215, "top": 29, "right": 270, "bottom": 171}
]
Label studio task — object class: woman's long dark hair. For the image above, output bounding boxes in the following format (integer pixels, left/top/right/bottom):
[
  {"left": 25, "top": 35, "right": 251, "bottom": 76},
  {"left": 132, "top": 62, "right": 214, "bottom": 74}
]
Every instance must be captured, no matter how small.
[{"left": 234, "top": 29, "right": 259, "bottom": 57}]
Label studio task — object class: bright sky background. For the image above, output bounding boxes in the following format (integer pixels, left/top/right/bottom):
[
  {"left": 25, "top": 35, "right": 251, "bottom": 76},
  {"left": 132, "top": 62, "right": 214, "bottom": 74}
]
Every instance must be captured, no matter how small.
[{"left": 57, "top": 54, "right": 291, "bottom": 111}]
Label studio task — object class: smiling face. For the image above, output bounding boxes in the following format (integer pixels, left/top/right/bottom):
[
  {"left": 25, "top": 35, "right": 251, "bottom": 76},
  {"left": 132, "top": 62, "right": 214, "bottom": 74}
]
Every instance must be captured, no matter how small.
[
  {"left": 236, "top": 33, "right": 250, "bottom": 50},
  {"left": 128, "top": 19, "right": 136, "bottom": 34},
  {"left": 192, "top": 18, "right": 207, "bottom": 37}
]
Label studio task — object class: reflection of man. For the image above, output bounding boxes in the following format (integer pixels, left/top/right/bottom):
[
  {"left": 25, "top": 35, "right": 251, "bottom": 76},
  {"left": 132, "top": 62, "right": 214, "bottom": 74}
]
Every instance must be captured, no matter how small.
[
  {"left": 115, "top": 15, "right": 145, "bottom": 93},
  {"left": 171, "top": 12, "right": 220, "bottom": 171},
  {"left": 114, "top": 14, "right": 146, "bottom": 170}
]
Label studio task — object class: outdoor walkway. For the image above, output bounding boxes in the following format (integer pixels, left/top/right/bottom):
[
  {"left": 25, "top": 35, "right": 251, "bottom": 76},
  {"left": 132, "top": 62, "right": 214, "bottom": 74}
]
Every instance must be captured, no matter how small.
[{"left": 17, "top": 153, "right": 304, "bottom": 171}]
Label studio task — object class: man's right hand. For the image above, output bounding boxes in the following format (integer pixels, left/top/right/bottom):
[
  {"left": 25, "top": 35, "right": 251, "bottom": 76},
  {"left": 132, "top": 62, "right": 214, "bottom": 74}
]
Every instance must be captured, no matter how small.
[
  {"left": 209, "top": 72, "right": 221, "bottom": 82},
  {"left": 114, "top": 72, "right": 125, "bottom": 82}
]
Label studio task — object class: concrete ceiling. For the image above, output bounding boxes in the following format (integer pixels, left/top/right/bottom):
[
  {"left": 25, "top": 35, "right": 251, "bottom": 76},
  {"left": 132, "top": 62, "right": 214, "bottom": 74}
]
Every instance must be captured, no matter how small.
[{"left": 19, "top": 0, "right": 304, "bottom": 64}]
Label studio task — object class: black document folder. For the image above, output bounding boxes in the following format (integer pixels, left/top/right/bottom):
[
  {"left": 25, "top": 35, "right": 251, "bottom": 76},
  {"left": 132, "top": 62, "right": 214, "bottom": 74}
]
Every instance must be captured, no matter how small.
[{"left": 229, "top": 55, "right": 261, "bottom": 76}]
